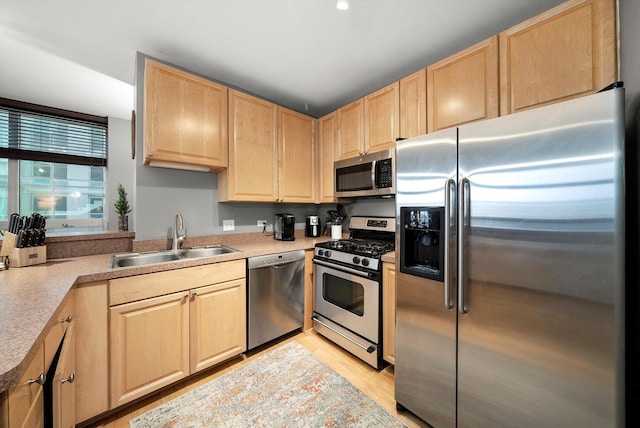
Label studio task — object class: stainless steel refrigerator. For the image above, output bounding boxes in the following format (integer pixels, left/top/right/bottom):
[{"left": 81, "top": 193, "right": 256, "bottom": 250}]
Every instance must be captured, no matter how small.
[{"left": 394, "top": 87, "right": 625, "bottom": 427}]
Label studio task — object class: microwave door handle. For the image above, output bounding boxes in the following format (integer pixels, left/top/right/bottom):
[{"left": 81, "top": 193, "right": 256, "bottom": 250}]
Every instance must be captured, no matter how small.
[
  {"left": 371, "top": 159, "right": 377, "bottom": 189},
  {"left": 444, "top": 178, "right": 455, "bottom": 310}
]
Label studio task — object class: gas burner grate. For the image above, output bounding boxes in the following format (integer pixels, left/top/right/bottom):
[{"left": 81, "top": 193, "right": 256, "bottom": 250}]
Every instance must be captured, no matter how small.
[{"left": 318, "top": 238, "right": 394, "bottom": 257}]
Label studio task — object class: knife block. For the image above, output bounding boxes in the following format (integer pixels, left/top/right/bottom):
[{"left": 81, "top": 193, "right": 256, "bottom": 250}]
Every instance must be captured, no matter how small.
[{"left": 0, "top": 232, "right": 47, "bottom": 267}]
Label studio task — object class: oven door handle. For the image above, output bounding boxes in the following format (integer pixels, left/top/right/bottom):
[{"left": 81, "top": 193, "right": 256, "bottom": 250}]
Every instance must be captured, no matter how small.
[
  {"left": 312, "top": 316, "right": 375, "bottom": 353},
  {"left": 313, "top": 259, "right": 372, "bottom": 279}
]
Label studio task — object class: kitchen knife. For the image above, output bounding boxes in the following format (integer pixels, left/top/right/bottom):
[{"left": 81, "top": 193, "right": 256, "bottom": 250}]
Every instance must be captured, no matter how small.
[
  {"left": 25, "top": 215, "right": 34, "bottom": 230},
  {"left": 16, "top": 230, "right": 25, "bottom": 248},
  {"left": 9, "top": 213, "right": 19, "bottom": 234},
  {"left": 24, "top": 229, "right": 33, "bottom": 247},
  {"left": 18, "top": 216, "right": 26, "bottom": 232},
  {"left": 37, "top": 229, "right": 46, "bottom": 246},
  {"left": 8, "top": 214, "right": 16, "bottom": 234}
]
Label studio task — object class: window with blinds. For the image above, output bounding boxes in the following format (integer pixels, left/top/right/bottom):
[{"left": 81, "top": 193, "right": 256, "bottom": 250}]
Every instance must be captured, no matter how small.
[{"left": 0, "top": 98, "right": 108, "bottom": 232}]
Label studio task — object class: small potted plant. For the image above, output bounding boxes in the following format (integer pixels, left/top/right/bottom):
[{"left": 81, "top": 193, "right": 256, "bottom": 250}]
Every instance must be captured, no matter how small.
[{"left": 114, "top": 184, "right": 132, "bottom": 231}]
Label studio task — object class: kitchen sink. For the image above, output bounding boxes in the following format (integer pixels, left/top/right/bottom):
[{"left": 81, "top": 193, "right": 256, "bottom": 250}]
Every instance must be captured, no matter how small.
[
  {"left": 110, "top": 251, "right": 181, "bottom": 268},
  {"left": 179, "top": 245, "right": 237, "bottom": 258},
  {"left": 109, "top": 245, "right": 239, "bottom": 268}
]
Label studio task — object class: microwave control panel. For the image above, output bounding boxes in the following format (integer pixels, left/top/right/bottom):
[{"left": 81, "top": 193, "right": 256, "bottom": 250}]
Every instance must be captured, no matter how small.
[{"left": 376, "top": 158, "right": 393, "bottom": 188}]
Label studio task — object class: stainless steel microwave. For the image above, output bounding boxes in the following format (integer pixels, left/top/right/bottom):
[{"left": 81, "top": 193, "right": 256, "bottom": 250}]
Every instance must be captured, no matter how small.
[{"left": 334, "top": 149, "right": 395, "bottom": 198}]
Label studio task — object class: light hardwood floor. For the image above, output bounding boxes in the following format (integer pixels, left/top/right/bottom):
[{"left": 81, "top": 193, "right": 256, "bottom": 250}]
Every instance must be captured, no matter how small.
[{"left": 84, "top": 330, "right": 429, "bottom": 427}]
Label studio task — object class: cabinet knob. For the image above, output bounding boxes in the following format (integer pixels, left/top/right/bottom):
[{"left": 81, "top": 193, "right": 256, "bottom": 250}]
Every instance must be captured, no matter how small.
[
  {"left": 61, "top": 373, "right": 75, "bottom": 384},
  {"left": 60, "top": 315, "right": 72, "bottom": 324},
  {"left": 191, "top": 291, "right": 198, "bottom": 298},
  {"left": 27, "top": 373, "right": 45, "bottom": 386},
  {"left": 183, "top": 294, "right": 189, "bottom": 301}
]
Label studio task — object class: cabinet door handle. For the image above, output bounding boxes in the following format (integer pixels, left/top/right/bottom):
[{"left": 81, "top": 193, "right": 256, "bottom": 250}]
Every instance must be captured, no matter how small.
[
  {"left": 61, "top": 373, "right": 75, "bottom": 384},
  {"left": 60, "top": 315, "right": 72, "bottom": 323},
  {"left": 183, "top": 293, "right": 189, "bottom": 301},
  {"left": 191, "top": 291, "right": 198, "bottom": 298},
  {"left": 27, "top": 373, "right": 45, "bottom": 385}
]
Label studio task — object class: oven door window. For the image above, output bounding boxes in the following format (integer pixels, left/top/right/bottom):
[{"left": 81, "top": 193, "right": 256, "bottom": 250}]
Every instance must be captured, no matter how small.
[{"left": 322, "top": 272, "right": 365, "bottom": 316}]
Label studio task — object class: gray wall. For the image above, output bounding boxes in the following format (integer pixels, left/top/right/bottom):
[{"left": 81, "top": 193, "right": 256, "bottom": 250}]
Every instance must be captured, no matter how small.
[{"left": 106, "top": 117, "right": 136, "bottom": 231}]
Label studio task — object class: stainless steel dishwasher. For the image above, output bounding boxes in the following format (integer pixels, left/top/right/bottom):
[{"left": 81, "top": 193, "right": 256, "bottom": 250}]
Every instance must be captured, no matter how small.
[{"left": 247, "top": 250, "right": 305, "bottom": 350}]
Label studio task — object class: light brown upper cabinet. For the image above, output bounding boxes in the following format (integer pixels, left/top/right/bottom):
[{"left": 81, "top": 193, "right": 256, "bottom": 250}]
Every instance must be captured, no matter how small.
[
  {"left": 219, "top": 91, "right": 315, "bottom": 203},
  {"left": 277, "top": 107, "right": 316, "bottom": 203},
  {"left": 364, "top": 82, "right": 400, "bottom": 153},
  {"left": 336, "top": 99, "right": 364, "bottom": 160},
  {"left": 318, "top": 112, "right": 338, "bottom": 203},
  {"left": 219, "top": 90, "right": 278, "bottom": 202},
  {"left": 399, "top": 69, "right": 427, "bottom": 139},
  {"left": 427, "top": 36, "right": 499, "bottom": 133},
  {"left": 337, "top": 82, "right": 399, "bottom": 160},
  {"left": 143, "top": 59, "right": 228, "bottom": 172},
  {"left": 499, "top": 0, "right": 617, "bottom": 115}
]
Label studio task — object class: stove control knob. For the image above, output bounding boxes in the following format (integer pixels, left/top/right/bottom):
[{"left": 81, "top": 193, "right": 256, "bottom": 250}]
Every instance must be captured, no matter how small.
[
  {"left": 325, "top": 251, "right": 331, "bottom": 258},
  {"left": 361, "top": 259, "right": 370, "bottom": 267},
  {"left": 353, "top": 257, "right": 361, "bottom": 265},
  {"left": 318, "top": 250, "right": 325, "bottom": 256}
]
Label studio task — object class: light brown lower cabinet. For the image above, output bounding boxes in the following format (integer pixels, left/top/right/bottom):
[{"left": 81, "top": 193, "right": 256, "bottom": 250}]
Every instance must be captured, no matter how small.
[
  {"left": 189, "top": 279, "right": 246, "bottom": 373},
  {"left": 2, "top": 293, "right": 75, "bottom": 428},
  {"left": 7, "top": 345, "right": 44, "bottom": 428},
  {"left": 110, "top": 291, "right": 190, "bottom": 407},
  {"left": 109, "top": 261, "right": 247, "bottom": 408},
  {"left": 382, "top": 262, "right": 396, "bottom": 365},
  {"left": 53, "top": 324, "right": 75, "bottom": 428}
]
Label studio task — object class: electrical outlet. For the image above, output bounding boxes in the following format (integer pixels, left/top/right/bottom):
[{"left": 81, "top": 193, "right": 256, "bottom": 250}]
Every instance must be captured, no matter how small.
[
  {"left": 223, "top": 219, "right": 235, "bottom": 231},
  {"left": 257, "top": 220, "right": 267, "bottom": 227}
]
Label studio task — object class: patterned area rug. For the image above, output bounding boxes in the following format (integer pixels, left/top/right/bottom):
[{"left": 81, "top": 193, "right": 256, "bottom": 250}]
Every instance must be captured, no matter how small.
[{"left": 130, "top": 341, "right": 406, "bottom": 427}]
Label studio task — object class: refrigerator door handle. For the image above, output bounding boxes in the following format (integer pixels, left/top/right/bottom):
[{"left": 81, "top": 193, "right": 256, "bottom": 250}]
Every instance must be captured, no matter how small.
[
  {"left": 444, "top": 178, "right": 455, "bottom": 310},
  {"left": 458, "top": 177, "right": 470, "bottom": 314}
]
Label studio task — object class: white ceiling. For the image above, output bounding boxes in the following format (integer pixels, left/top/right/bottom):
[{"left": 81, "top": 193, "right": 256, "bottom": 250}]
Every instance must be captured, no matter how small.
[{"left": 0, "top": 0, "right": 565, "bottom": 120}]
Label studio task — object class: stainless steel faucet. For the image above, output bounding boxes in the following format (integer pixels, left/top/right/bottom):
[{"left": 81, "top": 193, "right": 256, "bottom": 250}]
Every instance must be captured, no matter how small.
[{"left": 172, "top": 213, "right": 187, "bottom": 251}]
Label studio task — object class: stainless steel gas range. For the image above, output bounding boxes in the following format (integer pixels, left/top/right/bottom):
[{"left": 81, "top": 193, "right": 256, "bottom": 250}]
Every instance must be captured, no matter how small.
[{"left": 312, "top": 216, "right": 395, "bottom": 369}]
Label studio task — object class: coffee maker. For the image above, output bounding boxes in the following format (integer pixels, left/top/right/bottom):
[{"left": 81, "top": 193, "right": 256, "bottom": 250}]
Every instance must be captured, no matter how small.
[
  {"left": 274, "top": 213, "right": 295, "bottom": 241},
  {"left": 305, "top": 215, "right": 321, "bottom": 238}
]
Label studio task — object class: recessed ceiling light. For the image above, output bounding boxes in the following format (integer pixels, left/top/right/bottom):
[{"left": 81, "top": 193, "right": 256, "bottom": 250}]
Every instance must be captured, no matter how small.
[{"left": 336, "top": 0, "right": 349, "bottom": 10}]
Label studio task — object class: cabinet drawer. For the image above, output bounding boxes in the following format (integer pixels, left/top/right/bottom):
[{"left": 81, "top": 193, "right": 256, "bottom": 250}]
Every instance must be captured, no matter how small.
[{"left": 109, "top": 260, "right": 245, "bottom": 306}]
